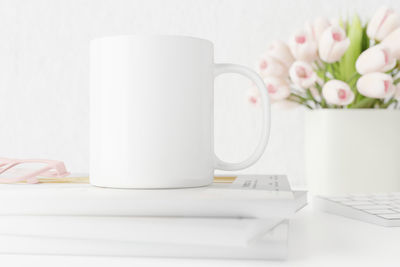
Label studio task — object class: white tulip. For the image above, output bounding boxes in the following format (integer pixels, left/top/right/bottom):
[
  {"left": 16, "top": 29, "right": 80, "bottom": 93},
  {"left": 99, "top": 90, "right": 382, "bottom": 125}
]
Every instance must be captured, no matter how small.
[
  {"left": 322, "top": 80, "right": 354, "bottom": 105},
  {"left": 288, "top": 29, "right": 318, "bottom": 62},
  {"left": 305, "top": 17, "right": 331, "bottom": 42},
  {"left": 367, "top": 6, "right": 400, "bottom": 41},
  {"left": 263, "top": 76, "right": 291, "bottom": 101},
  {"left": 289, "top": 61, "right": 317, "bottom": 88},
  {"left": 357, "top": 72, "right": 395, "bottom": 99},
  {"left": 382, "top": 28, "right": 400, "bottom": 59},
  {"left": 355, "top": 45, "right": 396, "bottom": 74},
  {"left": 256, "top": 54, "right": 287, "bottom": 77},
  {"left": 265, "top": 40, "right": 294, "bottom": 68},
  {"left": 319, "top": 26, "right": 350, "bottom": 63}
]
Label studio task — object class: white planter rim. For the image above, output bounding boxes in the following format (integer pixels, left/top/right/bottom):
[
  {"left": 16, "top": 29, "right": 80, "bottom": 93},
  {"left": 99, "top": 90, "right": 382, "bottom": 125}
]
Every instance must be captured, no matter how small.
[{"left": 305, "top": 109, "right": 400, "bottom": 113}]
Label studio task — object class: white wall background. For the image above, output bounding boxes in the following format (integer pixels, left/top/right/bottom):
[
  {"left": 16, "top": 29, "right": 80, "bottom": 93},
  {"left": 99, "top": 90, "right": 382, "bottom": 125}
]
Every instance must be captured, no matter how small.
[{"left": 0, "top": 0, "right": 398, "bottom": 186}]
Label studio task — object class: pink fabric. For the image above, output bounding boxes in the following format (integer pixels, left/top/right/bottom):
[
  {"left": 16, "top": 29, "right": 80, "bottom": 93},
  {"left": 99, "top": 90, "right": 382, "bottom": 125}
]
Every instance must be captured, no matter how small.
[{"left": 0, "top": 158, "right": 70, "bottom": 184}]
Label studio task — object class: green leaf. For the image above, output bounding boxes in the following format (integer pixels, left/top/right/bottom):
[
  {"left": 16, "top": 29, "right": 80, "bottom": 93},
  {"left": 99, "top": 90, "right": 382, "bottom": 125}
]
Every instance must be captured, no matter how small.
[
  {"left": 351, "top": 97, "right": 376, "bottom": 108},
  {"left": 346, "top": 72, "right": 360, "bottom": 84},
  {"left": 355, "top": 91, "right": 365, "bottom": 103},
  {"left": 339, "top": 14, "right": 363, "bottom": 86},
  {"left": 361, "top": 24, "right": 370, "bottom": 51},
  {"left": 316, "top": 68, "right": 325, "bottom": 80}
]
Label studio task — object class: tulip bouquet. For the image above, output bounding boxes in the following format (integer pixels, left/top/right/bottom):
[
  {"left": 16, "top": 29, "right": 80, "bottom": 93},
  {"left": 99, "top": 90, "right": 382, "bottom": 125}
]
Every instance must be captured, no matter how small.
[{"left": 249, "top": 6, "right": 400, "bottom": 109}]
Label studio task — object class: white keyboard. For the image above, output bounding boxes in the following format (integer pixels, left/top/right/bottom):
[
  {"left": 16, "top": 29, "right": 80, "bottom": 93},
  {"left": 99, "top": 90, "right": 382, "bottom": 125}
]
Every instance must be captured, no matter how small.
[{"left": 314, "top": 193, "right": 400, "bottom": 227}]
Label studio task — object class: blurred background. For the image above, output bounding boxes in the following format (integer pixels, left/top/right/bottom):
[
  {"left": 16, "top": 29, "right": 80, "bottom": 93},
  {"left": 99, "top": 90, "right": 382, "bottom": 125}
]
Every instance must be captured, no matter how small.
[{"left": 0, "top": 0, "right": 398, "bottom": 187}]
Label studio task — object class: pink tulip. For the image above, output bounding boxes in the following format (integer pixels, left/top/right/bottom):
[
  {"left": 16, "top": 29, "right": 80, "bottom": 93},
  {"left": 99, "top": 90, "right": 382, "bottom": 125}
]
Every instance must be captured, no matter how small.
[
  {"left": 322, "top": 80, "right": 354, "bottom": 105},
  {"left": 318, "top": 26, "right": 350, "bottom": 63},
  {"left": 256, "top": 54, "right": 287, "bottom": 77},
  {"left": 382, "top": 28, "right": 400, "bottom": 59},
  {"left": 265, "top": 40, "right": 294, "bottom": 68},
  {"left": 357, "top": 72, "right": 395, "bottom": 98},
  {"left": 367, "top": 6, "right": 400, "bottom": 41},
  {"left": 248, "top": 86, "right": 298, "bottom": 109},
  {"left": 247, "top": 86, "right": 260, "bottom": 105},
  {"left": 288, "top": 29, "right": 318, "bottom": 62},
  {"left": 289, "top": 61, "right": 317, "bottom": 88},
  {"left": 305, "top": 17, "right": 331, "bottom": 42},
  {"left": 355, "top": 45, "right": 396, "bottom": 74},
  {"left": 263, "top": 77, "right": 290, "bottom": 101}
]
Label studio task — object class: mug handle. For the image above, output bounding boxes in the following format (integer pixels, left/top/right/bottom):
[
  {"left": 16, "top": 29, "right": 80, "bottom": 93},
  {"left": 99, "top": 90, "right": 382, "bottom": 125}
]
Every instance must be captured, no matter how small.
[{"left": 214, "top": 63, "right": 271, "bottom": 171}]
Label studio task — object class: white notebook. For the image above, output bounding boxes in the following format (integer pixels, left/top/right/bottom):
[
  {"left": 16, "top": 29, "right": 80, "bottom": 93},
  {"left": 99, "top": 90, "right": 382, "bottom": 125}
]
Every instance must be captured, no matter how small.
[
  {"left": 0, "top": 218, "right": 289, "bottom": 260},
  {"left": 0, "top": 174, "right": 307, "bottom": 218},
  {"left": 0, "top": 216, "right": 284, "bottom": 247}
]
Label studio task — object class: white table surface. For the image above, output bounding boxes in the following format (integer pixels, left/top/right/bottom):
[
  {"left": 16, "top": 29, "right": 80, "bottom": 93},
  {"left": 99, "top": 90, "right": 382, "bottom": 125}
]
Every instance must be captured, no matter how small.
[{"left": 2, "top": 202, "right": 400, "bottom": 267}]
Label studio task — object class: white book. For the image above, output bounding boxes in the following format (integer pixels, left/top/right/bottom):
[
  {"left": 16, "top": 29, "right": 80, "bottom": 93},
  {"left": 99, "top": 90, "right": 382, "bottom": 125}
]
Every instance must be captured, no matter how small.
[
  {"left": 0, "top": 216, "right": 283, "bottom": 247},
  {"left": 0, "top": 174, "right": 307, "bottom": 218},
  {"left": 0, "top": 218, "right": 289, "bottom": 260}
]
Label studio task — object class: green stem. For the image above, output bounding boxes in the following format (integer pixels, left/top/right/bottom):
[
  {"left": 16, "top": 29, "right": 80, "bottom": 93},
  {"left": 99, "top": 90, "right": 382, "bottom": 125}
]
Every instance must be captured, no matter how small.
[
  {"left": 314, "top": 83, "right": 328, "bottom": 108},
  {"left": 381, "top": 98, "right": 397, "bottom": 108},
  {"left": 305, "top": 88, "right": 319, "bottom": 106},
  {"left": 288, "top": 93, "right": 313, "bottom": 109}
]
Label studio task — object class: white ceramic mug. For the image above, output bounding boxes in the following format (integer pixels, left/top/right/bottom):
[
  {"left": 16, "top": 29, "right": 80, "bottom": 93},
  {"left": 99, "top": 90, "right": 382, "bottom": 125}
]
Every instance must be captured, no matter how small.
[{"left": 90, "top": 35, "right": 270, "bottom": 188}]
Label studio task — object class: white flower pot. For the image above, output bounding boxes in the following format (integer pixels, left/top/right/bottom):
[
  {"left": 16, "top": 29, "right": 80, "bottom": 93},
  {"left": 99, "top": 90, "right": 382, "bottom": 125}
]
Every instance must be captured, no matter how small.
[{"left": 305, "top": 109, "right": 400, "bottom": 195}]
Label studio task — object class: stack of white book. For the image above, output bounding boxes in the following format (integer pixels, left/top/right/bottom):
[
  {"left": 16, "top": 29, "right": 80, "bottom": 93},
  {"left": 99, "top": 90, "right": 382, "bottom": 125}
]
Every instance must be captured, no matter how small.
[{"left": 0, "top": 174, "right": 306, "bottom": 260}]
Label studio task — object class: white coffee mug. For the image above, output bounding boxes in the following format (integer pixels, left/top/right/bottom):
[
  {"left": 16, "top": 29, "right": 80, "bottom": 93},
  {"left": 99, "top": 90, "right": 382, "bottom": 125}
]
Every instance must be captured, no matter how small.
[{"left": 90, "top": 35, "right": 270, "bottom": 188}]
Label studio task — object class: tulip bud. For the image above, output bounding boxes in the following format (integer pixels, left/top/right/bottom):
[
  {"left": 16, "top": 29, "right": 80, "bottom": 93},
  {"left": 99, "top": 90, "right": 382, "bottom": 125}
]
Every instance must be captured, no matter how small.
[
  {"left": 355, "top": 45, "right": 396, "bottom": 74},
  {"left": 322, "top": 80, "right": 355, "bottom": 105},
  {"left": 305, "top": 17, "right": 331, "bottom": 42},
  {"left": 288, "top": 30, "right": 318, "bottom": 62},
  {"left": 367, "top": 6, "right": 400, "bottom": 41},
  {"left": 382, "top": 28, "right": 400, "bottom": 59},
  {"left": 263, "top": 76, "right": 290, "bottom": 101},
  {"left": 357, "top": 72, "right": 395, "bottom": 98},
  {"left": 256, "top": 55, "right": 287, "bottom": 77},
  {"left": 319, "top": 26, "right": 350, "bottom": 63},
  {"left": 289, "top": 61, "right": 317, "bottom": 88},
  {"left": 265, "top": 40, "right": 294, "bottom": 68}
]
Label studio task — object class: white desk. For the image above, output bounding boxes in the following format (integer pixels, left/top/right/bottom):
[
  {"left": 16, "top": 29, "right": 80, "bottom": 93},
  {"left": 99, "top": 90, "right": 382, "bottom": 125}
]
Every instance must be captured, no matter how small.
[{"left": 2, "top": 204, "right": 400, "bottom": 267}]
